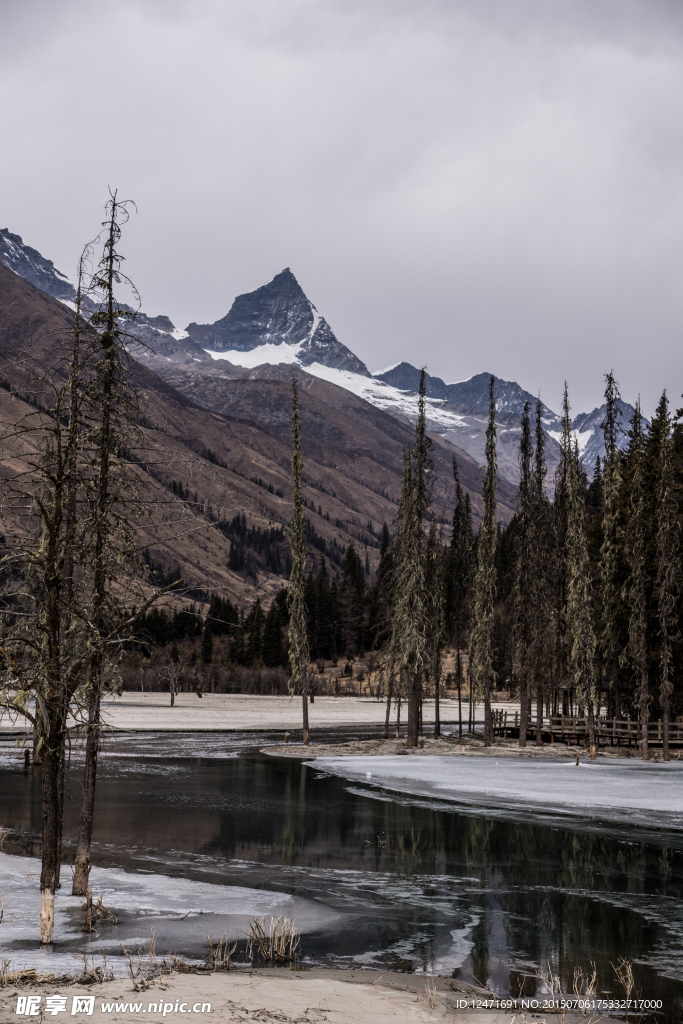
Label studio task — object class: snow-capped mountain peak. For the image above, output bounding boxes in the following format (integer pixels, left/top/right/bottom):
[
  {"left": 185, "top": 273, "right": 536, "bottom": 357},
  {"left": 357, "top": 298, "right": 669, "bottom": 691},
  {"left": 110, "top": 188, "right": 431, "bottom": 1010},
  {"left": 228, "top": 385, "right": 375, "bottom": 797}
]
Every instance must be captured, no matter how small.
[{"left": 185, "top": 268, "right": 369, "bottom": 376}]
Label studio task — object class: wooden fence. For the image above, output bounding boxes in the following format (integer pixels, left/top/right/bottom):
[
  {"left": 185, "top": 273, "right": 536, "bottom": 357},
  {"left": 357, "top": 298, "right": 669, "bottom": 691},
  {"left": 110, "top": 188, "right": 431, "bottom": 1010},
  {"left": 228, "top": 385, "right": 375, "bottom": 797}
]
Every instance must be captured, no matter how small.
[{"left": 491, "top": 709, "right": 683, "bottom": 747}]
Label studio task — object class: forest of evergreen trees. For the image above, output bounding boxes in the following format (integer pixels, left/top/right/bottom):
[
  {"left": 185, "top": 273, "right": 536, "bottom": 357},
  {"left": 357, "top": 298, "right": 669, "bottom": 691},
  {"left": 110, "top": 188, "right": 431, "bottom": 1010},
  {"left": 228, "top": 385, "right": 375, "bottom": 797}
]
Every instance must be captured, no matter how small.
[{"left": 136, "top": 370, "right": 683, "bottom": 759}]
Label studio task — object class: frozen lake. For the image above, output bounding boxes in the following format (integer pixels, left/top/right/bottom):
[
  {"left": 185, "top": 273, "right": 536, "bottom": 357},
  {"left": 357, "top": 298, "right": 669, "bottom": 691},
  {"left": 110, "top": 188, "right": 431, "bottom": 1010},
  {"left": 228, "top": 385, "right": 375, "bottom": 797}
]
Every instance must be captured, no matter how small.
[
  {"left": 1, "top": 733, "right": 683, "bottom": 1017},
  {"left": 309, "top": 755, "right": 683, "bottom": 830}
]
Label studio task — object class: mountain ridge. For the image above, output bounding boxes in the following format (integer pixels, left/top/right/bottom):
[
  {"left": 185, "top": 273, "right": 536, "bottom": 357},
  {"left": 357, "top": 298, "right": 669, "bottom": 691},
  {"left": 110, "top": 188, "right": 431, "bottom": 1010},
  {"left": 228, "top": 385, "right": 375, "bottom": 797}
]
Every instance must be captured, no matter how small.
[
  {"left": 0, "top": 260, "right": 517, "bottom": 614},
  {"left": 1, "top": 228, "right": 645, "bottom": 485}
]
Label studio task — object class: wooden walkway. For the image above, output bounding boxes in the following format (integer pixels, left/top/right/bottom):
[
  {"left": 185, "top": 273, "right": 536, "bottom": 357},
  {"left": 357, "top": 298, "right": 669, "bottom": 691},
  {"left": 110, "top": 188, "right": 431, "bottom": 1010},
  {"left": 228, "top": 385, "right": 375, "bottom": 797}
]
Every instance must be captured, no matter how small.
[{"left": 491, "top": 709, "right": 683, "bottom": 748}]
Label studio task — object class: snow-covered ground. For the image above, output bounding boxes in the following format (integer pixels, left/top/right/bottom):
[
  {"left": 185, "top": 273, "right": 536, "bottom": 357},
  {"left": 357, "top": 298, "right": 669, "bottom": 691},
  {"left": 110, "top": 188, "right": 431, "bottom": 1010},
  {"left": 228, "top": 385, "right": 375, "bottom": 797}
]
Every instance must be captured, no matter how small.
[
  {"left": 309, "top": 755, "right": 683, "bottom": 830},
  {"left": 0, "top": 851, "right": 329, "bottom": 975},
  {"left": 207, "top": 347, "right": 468, "bottom": 432}
]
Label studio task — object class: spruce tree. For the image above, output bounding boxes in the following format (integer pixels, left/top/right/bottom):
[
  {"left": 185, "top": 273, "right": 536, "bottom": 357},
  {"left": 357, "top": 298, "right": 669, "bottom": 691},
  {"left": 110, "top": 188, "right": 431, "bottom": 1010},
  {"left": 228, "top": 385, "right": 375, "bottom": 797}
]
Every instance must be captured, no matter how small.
[
  {"left": 263, "top": 602, "right": 285, "bottom": 667},
  {"left": 512, "top": 402, "right": 533, "bottom": 746},
  {"left": 201, "top": 621, "right": 214, "bottom": 664},
  {"left": 551, "top": 384, "right": 572, "bottom": 715},
  {"left": 654, "top": 393, "right": 680, "bottom": 760},
  {"left": 413, "top": 369, "right": 435, "bottom": 738},
  {"left": 426, "top": 519, "right": 445, "bottom": 737},
  {"left": 340, "top": 543, "right": 365, "bottom": 655},
  {"left": 566, "top": 435, "right": 598, "bottom": 756},
  {"left": 598, "top": 371, "right": 624, "bottom": 718},
  {"left": 287, "top": 379, "right": 310, "bottom": 744},
  {"left": 469, "top": 376, "right": 497, "bottom": 746},
  {"left": 245, "top": 599, "right": 265, "bottom": 666},
  {"left": 445, "top": 458, "right": 475, "bottom": 738},
  {"left": 622, "top": 401, "right": 650, "bottom": 758},
  {"left": 530, "top": 398, "right": 551, "bottom": 744},
  {"left": 387, "top": 444, "right": 427, "bottom": 748}
]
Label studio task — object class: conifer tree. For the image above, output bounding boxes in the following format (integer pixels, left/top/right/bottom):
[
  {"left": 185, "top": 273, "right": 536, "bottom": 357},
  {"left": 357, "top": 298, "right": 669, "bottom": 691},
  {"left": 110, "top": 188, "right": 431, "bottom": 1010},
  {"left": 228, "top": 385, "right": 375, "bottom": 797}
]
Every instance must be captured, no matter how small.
[
  {"left": 263, "top": 602, "right": 285, "bottom": 667},
  {"left": 551, "top": 384, "right": 573, "bottom": 714},
  {"left": 566, "top": 436, "right": 598, "bottom": 756},
  {"left": 530, "top": 398, "right": 551, "bottom": 744},
  {"left": 445, "top": 458, "right": 474, "bottom": 737},
  {"left": 401, "top": 368, "right": 434, "bottom": 745},
  {"left": 426, "top": 519, "right": 445, "bottom": 736},
  {"left": 512, "top": 402, "right": 533, "bottom": 746},
  {"left": 387, "top": 444, "right": 427, "bottom": 748},
  {"left": 287, "top": 379, "right": 310, "bottom": 744},
  {"left": 654, "top": 393, "right": 680, "bottom": 760},
  {"left": 469, "top": 376, "right": 497, "bottom": 745},
  {"left": 598, "top": 371, "right": 623, "bottom": 718},
  {"left": 201, "top": 621, "right": 214, "bottom": 664},
  {"left": 340, "top": 543, "right": 365, "bottom": 655},
  {"left": 622, "top": 401, "right": 650, "bottom": 758}
]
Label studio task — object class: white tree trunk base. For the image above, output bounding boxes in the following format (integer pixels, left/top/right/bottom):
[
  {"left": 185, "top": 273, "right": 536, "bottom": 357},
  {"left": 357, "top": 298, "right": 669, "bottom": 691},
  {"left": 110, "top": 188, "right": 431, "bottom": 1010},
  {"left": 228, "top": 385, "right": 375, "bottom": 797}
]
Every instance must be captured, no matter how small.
[{"left": 40, "top": 890, "right": 55, "bottom": 944}]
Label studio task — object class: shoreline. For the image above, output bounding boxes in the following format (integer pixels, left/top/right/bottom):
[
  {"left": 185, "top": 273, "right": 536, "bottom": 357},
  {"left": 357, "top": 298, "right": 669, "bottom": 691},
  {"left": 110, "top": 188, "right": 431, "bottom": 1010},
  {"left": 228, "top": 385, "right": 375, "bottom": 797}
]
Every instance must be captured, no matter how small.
[
  {"left": 263, "top": 734, "right": 650, "bottom": 759},
  {"left": 0, "top": 965, "right": 593, "bottom": 1023}
]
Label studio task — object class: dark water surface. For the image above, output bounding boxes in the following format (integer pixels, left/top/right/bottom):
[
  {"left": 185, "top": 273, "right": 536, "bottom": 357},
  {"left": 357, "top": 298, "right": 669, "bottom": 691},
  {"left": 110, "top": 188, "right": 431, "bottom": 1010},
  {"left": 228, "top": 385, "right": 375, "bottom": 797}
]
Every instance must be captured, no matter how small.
[{"left": 2, "top": 731, "right": 683, "bottom": 1016}]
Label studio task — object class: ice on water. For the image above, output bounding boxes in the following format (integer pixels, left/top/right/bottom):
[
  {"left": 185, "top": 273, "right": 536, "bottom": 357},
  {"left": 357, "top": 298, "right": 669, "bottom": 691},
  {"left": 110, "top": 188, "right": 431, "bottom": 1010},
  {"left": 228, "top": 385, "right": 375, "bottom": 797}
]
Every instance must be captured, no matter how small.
[
  {"left": 0, "top": 851, "right": 320, "bottom": 975},
  {"left": 310, "top": 755, "right": 683, "bottom": 830}
]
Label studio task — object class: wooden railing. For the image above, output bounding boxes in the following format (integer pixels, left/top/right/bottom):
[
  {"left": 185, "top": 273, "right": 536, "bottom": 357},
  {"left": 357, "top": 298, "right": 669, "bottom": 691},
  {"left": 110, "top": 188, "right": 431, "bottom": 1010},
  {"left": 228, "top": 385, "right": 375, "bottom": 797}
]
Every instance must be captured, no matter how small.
[{"left": 491, "top": 709, "right": 683, "bottom": 747}]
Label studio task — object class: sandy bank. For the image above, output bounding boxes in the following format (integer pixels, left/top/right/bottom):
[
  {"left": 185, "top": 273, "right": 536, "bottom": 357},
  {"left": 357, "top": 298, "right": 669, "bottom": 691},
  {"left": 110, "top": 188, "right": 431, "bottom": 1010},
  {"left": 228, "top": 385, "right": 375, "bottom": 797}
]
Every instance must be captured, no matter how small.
[
  {"left": 265, "top": 735, "right": 640, "bottom": 758},
  {"left": 0, "top": 967, "right": 584, "bottom": 1023}
]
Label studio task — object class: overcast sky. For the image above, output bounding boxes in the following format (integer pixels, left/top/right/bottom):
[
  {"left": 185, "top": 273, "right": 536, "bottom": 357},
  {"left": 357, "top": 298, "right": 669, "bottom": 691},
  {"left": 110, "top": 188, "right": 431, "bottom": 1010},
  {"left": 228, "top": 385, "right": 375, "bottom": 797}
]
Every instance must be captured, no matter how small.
[{"left": 2, "top": 0, "right": 683, "bottom": 415}]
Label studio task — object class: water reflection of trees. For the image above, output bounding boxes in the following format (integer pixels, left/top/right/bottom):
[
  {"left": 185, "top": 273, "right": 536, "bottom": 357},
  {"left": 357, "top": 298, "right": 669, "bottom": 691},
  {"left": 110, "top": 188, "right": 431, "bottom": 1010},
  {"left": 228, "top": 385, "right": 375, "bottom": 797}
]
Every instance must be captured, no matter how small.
[{"left": 2, "top": 755, "right": 683, "bottom": 1005}]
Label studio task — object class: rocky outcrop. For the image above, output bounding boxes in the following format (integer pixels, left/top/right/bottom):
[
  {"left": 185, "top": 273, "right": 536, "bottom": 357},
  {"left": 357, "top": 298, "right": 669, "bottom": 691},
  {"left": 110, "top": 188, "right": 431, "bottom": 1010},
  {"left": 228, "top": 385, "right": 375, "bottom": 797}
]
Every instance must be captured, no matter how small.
[{"left": 1, "top": 229, "right": 77, "bottom": 302}]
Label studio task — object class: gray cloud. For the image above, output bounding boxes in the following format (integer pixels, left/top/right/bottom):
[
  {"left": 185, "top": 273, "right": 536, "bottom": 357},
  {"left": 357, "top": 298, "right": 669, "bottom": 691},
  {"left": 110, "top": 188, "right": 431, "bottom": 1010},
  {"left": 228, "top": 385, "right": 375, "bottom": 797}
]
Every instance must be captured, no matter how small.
[{"left": 2, "top": 0, "right": 683, "bottom": 415}]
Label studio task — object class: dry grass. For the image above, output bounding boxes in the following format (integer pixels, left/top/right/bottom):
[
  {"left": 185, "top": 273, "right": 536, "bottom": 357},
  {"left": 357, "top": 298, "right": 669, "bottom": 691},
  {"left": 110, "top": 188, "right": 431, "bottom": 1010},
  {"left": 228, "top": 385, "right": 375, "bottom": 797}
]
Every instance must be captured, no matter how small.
[
  {"left": 69, "top": 950, "right": 115, "bottom": 985},
  {"left": 611, "top": 958, "right": 635, "bottom": 1015},
  {"left": 204, "top": 934, "right": 238, "bottom": 971},
  {"left": 121, "top": 929, "right": 183, "bottom": 991},
  {"left": 425, "top": 977, "right": 437, "bottom": 1009},
  {"left": 0, "top": 960, "right": 74, "bottom": 988},
  {"left": 537, "top": 961, "right": 563, "bottom": 1004},
  {"left": 245, "top": 917, "right": 301, "bottom": 967}
]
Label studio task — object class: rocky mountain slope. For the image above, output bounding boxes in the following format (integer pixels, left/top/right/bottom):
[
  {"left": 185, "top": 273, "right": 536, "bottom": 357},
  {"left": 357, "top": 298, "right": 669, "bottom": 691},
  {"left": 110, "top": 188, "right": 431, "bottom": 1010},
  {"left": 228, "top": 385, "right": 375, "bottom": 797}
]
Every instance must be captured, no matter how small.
[
  {"left": 1, "top": 228, "right": 77, "bottom": 302},
  {"left": 0, "top": 262, "right": 514, "bottom": 610},
  {"left": 2, "top": 227, "right": 642, "bottom": 491}
]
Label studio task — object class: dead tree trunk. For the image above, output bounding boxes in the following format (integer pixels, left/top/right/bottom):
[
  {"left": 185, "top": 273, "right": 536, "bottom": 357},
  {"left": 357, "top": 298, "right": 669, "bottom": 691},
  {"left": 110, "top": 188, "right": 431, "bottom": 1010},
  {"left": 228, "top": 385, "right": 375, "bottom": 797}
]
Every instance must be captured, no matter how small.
[{"left": 72, "top": 676, "right": 101, "bottom": 894}]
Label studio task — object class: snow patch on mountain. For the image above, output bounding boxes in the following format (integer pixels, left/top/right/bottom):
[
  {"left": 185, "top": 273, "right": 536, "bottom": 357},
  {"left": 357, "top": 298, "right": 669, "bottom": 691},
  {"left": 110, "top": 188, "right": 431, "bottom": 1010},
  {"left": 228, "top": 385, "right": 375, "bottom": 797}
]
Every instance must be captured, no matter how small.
[
  {"left": 548, "top": 428, "right": 594, "bottom": 456},
  {"left": 207, "top": 342, "right": 305, "bottom": 368},
  {"left": 208, "top": 348, "right": 468, "bottom": 431}
]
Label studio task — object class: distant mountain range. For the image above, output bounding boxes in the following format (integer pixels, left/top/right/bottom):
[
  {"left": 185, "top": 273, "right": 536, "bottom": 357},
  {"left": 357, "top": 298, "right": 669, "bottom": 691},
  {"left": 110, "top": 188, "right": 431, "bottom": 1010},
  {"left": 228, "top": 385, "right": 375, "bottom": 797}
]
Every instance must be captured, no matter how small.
[{"left": 1, "top": 228, "right": 642, "bottom": 487}]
